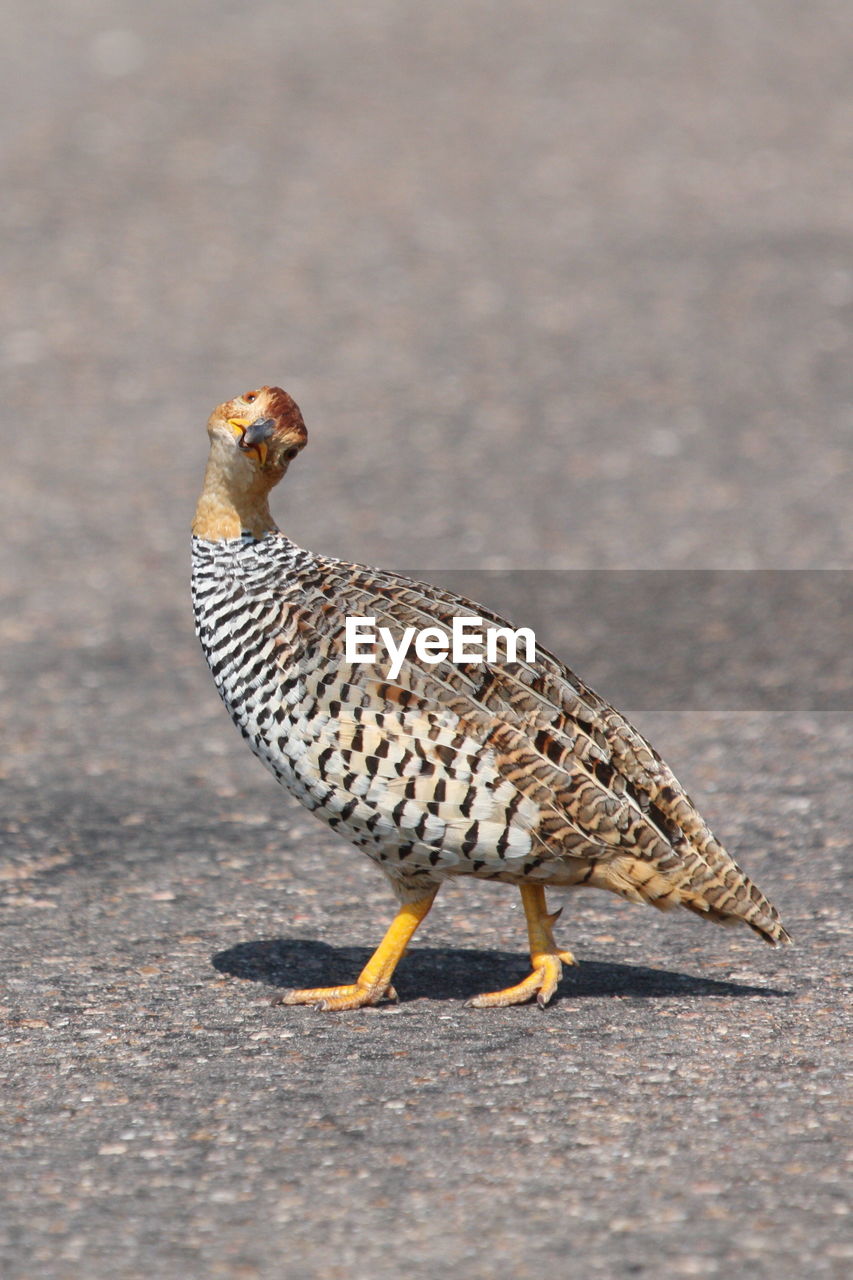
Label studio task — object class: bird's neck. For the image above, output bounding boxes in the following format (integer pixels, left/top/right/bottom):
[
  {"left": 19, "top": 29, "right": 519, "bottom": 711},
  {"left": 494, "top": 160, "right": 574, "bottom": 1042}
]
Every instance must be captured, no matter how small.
[{"left": 192, "top": 455, "right": 279, "bottom": 541}]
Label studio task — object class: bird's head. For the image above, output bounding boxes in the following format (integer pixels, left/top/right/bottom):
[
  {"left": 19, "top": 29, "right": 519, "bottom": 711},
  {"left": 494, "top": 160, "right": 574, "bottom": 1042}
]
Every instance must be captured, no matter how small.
[{"left": 207, "top": 385, "right": 308, "bottom": 487}]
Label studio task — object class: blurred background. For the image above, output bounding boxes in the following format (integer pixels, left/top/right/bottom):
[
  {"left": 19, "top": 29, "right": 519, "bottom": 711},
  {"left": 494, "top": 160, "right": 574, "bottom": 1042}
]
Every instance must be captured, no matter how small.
[{"left": 3, "top": 0, "right": 851, "bottom": 575}]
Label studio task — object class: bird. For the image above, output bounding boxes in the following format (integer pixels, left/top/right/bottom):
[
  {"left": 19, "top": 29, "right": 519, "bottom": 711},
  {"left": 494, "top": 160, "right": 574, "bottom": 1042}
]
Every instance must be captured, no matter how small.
[{"left": 191, "top": 385, "right": 790, "bottom": 1011}]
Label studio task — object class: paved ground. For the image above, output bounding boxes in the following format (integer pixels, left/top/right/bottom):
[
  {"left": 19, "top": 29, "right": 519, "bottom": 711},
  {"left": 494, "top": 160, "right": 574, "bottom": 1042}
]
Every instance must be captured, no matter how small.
[{"left": 1, "top": 3, "right": 850, "bottom": 1278}]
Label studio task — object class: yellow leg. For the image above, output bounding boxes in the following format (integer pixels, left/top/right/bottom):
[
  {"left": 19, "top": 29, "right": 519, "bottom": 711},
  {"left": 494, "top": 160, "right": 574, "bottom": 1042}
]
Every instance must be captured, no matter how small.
[
  {"left": 467, "top": 884, "right": 576, "bottom": 1009},
  {"left": 276, "top": 889, "right": 437, "bottom": 1011}
]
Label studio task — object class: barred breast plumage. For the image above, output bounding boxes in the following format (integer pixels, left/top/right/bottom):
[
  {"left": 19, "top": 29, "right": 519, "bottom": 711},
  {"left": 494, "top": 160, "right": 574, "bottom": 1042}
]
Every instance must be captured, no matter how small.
[{"left": 191, "top": 385, "right": 790, "bottom": 1011}]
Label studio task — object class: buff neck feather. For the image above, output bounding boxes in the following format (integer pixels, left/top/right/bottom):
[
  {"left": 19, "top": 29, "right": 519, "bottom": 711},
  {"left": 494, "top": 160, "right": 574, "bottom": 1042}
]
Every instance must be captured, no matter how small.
[{"left": 192, "top": 441, "right": 281, "bottom": 540}]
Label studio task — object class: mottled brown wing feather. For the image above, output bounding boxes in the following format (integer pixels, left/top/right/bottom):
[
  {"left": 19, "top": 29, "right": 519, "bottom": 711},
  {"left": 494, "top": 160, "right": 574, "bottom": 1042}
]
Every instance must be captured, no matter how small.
[{"left": 283, "top": 561, "right": 789, "bottom": 942}]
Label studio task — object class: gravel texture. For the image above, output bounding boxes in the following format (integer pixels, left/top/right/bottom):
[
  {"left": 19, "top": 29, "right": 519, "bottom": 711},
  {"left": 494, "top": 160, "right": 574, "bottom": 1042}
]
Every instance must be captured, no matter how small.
[{"left": 1, "top": 3, "right": 850, "bottom": 1278}]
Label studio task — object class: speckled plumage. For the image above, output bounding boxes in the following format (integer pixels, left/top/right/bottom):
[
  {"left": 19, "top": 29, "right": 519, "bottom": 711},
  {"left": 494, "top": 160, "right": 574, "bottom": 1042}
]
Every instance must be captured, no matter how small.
[{"left": 191, "top": 386, "right": 790, "bottom": 1010}]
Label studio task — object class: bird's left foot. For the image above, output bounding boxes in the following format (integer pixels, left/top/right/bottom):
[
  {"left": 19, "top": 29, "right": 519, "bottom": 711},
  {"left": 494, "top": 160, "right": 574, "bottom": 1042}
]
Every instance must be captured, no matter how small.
[
  {"left": 274, "top": 981, "right": 398, "bottom": 1012},
  {"left": 272, "top": 891, "right": 437, "bottom": 1013}
]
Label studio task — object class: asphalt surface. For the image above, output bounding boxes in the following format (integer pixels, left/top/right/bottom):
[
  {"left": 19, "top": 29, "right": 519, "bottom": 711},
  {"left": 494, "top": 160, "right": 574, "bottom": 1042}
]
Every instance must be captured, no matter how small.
[{"left": 1, "top": 3, "right": 851, "bottom": 1278}]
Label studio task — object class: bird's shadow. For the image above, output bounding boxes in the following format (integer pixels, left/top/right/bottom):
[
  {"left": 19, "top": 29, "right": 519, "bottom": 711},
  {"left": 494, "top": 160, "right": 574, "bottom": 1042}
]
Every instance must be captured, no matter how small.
[{"left": 212, "top": 937, "right": 791, "bottom": 1002}]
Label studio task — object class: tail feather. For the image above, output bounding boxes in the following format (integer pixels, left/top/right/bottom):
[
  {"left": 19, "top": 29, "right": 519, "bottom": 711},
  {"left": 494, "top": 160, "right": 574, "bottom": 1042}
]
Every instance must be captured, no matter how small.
[
  {"left": 591, "top": 853, "right": 791, "bottom": 946},
  {"left": 598, "top": 720, "right": 791, "bottom": 944}
]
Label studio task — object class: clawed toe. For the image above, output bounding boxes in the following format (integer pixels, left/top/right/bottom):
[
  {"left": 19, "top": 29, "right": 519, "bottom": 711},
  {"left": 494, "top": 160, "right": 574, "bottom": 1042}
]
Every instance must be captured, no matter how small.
[
  {"left": 274, "top": 981, "right": 395, "bottom": 1011},
  {"left": 465, "top": 886, "right": 577, "bottom": 1008},
  {"left": 465, "top": 953, "right": 566, "bottom": 1009}
]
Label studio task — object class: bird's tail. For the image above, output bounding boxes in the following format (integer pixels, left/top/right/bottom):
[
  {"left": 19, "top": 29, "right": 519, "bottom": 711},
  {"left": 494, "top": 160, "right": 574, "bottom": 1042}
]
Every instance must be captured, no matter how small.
[
  {"left": 598, "top": 719, "right": 792, "bottom": 945},
  {"left": 675, "top": 834, "right": 792, "bottom": 944},
  {"left": 592, "top": 844, "right": 791, "bottom": 945}
]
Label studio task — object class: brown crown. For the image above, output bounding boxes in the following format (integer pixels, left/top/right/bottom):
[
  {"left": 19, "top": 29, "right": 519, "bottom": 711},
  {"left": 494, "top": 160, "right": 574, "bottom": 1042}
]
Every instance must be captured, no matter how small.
[{"left": 254, "top": 386, "right": 308, "bottom": 451}]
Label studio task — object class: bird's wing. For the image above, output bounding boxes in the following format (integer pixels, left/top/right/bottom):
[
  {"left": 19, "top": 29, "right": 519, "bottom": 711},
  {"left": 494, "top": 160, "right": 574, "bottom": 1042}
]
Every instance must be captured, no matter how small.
[
  {"left": 280, "top": 561, "right": 692, "bottom": 869},
  {"left": 272, "top": 561, "right": 788, "bottom": 940}
]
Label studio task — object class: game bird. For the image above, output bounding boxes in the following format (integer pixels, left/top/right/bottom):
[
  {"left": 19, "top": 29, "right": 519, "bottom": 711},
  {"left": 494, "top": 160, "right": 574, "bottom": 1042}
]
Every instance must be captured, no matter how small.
[{"left": 191, "top": 386, "right": 790, "bottom": 1010}]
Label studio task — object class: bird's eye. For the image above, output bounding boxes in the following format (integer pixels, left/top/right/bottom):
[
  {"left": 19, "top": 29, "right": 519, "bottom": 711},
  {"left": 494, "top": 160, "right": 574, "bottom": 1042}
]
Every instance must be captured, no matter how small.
[
  {"left": 244, "top": 392, "right": 257, "bottom": 404},
  {"left": 284, "top": 447, "right": 299, "bottom": 461}
]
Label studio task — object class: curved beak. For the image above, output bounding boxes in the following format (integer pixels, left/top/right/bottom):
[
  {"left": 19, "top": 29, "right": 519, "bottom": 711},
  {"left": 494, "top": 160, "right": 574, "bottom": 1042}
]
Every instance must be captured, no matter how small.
[
  {"left": 228, "top": 416, "right": 275, "bottom": 465},
  {"left": 242, "top": 418, "right": 275, "bottom": 449}
]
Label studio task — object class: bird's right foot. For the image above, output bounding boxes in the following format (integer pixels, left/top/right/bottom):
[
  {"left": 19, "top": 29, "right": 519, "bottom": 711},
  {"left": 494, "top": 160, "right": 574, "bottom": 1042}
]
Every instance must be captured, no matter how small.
[
  {"left": 274, "top": 980, "right": 398, "bottom": 1012},
  {"left": 466, "top": 885, "right": 576, "bottom": 1009},
  {"left": 464, "top": 950, "right": 575, "bottom": 1009}
]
